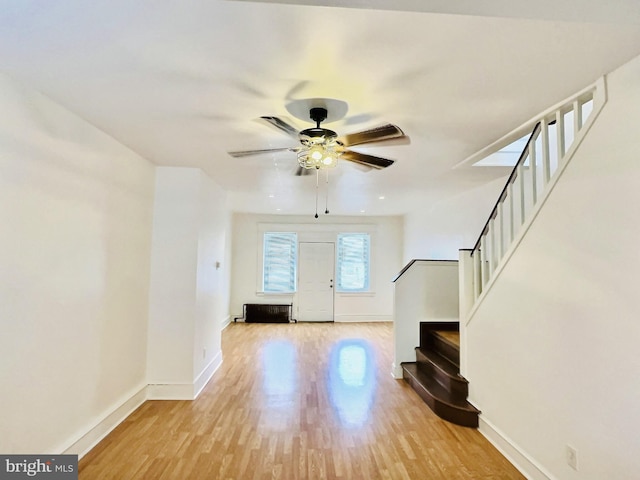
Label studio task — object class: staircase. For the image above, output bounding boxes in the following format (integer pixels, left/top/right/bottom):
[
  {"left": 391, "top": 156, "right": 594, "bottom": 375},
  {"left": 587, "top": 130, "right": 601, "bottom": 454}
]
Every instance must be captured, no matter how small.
[{"left": 401, "top": 322, "right": 480, "bottom": 428}]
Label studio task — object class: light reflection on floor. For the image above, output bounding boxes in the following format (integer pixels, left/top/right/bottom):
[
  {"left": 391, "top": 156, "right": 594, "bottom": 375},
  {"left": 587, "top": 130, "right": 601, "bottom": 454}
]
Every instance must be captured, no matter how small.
[
  {"left": 262, "top": 340, "right": 296, "bottom": 408},
  {"left": 327, "top": 339, "right": 376, "bottom": 427},
  {"left": 261, "top": 336, "right": 376, "bottom": 429}
]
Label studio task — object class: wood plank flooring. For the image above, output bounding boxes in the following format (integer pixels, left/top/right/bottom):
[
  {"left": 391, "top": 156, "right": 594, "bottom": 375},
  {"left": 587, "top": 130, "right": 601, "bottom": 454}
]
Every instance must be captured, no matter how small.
[{"left": 79, "top": 322, "right": 523, "bottom": 479}]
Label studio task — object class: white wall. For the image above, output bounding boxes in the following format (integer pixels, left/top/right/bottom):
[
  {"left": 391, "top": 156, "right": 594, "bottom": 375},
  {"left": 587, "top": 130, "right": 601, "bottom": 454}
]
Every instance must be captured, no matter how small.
[
  {"left": 231, "top": 213, "right": 403, "bottom": 322},
  {"left": 147, "top": 169, "right": 199, "bottom": 386},
  {"left": 147, "top": 168, "right": 230, "bottom": 399},
  {"left": 403, "top": 177, "right": 506, "bottom": 262},
  {"left": 466, "top": 54, "right": 640, "bottom": 479},
  {"left": 193, "top": 170, "right": 231, "bottom": 390},
  {"left": 0, "top": 74, "right": 155, "bottom": 454}
]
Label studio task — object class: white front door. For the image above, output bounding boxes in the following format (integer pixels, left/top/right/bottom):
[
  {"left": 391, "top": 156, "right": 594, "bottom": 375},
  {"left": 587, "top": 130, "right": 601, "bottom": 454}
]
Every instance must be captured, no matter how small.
[{"left": 297, "top": 242, "right": 334, "bottom": 322}]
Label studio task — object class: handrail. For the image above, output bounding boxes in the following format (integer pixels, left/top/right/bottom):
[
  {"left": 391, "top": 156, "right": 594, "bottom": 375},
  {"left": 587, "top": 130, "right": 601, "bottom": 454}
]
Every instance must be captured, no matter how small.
[
  {"left": 392, "top": 259, "right": 457, "bottom": 282},
  {"left": 471, "top": 122, "right": 541, "bottom": 255},
  {"left": 465, "top": 79, "right": 604, "bottom": 305}
]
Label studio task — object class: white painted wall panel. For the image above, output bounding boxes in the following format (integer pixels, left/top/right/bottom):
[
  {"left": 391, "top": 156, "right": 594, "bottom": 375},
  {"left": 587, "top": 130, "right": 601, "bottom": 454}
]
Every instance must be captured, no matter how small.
[
  {"left": 193, "top": 170, "right": 230, "bottom": 384},
  {"left": 466, "top": 54, "right": 640, "bottom": 479},
  {"left": 147, "top": 168, "right": 230, "bottom": 395},
  {"left": 146, "top": 168, "right": 200, "bottom": 384},
  {"left": 0, "top": 74, "right": 155, "bottom": 453}
]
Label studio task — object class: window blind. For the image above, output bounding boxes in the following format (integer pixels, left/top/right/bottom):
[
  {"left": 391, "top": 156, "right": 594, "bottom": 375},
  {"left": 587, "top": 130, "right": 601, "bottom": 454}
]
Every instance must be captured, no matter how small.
[
  {"left": 337, "top": 233, "right": 370, "bottom": 292},
  {"left": 263, "top": 232, "right": 297, "bottom": 293}
]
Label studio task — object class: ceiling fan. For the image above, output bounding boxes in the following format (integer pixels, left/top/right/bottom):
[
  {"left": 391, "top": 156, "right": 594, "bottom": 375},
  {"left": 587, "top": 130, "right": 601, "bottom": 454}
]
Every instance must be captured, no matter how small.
[{"left": 228, "top": 104, "right": 408, "bottom": 176}]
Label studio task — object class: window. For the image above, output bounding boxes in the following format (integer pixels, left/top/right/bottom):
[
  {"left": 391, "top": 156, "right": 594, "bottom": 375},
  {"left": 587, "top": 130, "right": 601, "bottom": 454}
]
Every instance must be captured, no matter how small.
[
  {"left": 337, "top": 233, "right": 370, "bottom": 292},
  {"left": 263, "top": 232, "right": 297, "bottom": 293}
]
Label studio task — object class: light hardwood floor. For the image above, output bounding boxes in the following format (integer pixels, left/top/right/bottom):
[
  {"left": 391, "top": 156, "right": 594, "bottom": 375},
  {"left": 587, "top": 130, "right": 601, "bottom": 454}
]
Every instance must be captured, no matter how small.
[{"left": 79, "top": 322, "right": 524, "bottom": 479}]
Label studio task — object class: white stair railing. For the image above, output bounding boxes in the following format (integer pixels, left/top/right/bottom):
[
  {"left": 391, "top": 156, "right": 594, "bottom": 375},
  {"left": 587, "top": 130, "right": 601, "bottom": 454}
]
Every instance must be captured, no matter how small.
[{"left": 470, "top": 79, "right": 606, "bottom": 303}]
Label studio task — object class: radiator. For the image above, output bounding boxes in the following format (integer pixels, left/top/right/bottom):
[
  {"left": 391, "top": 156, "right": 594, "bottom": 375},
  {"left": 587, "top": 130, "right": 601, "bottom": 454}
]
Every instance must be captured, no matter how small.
[{"left": 234, "top": 303, "right": 295, "bottom": 323}]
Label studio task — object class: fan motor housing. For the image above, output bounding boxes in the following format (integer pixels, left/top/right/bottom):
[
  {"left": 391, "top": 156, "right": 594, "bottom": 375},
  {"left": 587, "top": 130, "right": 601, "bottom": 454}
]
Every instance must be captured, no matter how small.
[
  {"left": 309, "top": 107, "right": 328, "bottom": 124},
  {"left": 299, "top": 127, "right": 338, "bottom": 146}
]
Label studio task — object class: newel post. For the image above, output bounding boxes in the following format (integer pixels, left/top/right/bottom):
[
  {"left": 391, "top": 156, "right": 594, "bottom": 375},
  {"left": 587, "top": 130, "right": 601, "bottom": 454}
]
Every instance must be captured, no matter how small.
[{"left": 458, "top": 249, "right": 474, "bottom": 377}]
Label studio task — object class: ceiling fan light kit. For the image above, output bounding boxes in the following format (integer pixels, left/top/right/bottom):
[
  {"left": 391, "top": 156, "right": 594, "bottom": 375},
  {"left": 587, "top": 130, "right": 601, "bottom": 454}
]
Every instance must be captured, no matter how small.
[
  {"left": 227, "top": 98, "right": 409, "bottom": 215},
  {"left": 297, "top": 145, "right": 340, "bottom": 170},
  {"left": 297, "top": 107, "right": 341, "bottom": 169}
]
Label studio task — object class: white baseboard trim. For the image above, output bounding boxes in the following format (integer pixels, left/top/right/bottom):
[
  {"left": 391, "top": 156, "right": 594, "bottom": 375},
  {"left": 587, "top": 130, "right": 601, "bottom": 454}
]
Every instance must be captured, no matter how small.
[
  {"left": 62, "top": 384, "right": 147, "bottom": 459},
  {"left": 148, "top": 350, "right": 223, "bottom": 401},
  {"left": 391, "top": 363, "right": 404, "bottom": 379},
  {"left": 193, "top": 351, "right": 223, "bottom": 398},
  {"left": 58, "top": 345, "right": 226, "bottom": 458},
  {"left": 221, "top": 314, "right": 232, "bottom": 330},
  {"left": 62, "top": 352, "right": 223, "bottom": 459},
  {"left": 334, "top": 315, "right": 393, "bottom": 323},
  {"left": 146, "top": 382, "right": 195, "bottom": 400},
  {"left": 478, "top": 416, "right": 555, "bottom": 480}
]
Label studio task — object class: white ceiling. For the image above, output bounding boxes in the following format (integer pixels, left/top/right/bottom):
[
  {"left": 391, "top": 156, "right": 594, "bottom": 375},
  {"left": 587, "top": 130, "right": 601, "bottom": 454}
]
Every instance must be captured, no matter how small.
[{"left": 2, "top": 0, "right": 640, "bottom": 216}]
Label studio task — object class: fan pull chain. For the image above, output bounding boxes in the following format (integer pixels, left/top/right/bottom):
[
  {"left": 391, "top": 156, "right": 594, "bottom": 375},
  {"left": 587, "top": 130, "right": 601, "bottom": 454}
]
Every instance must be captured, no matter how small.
[
  {"left": 314, "top": 168, "right": 319, "bottom": 219},
  {"left": 324, "top": 169, "right": 330, "bottom": 214}
]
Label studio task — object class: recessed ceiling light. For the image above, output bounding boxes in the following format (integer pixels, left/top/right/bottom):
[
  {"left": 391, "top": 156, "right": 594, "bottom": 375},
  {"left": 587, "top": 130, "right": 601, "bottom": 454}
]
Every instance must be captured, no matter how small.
[
  {"left": 268, "top": 194, "right": 275, "bottom": 198},
  {"left": 276, "top": 208, "right": 281, "bottom": 211},
  {"left": 360, "top": 209, "right": 366, "bottom": 213},
  {"left": 378, "top": 196, "right": 385, "bottom": 200}
]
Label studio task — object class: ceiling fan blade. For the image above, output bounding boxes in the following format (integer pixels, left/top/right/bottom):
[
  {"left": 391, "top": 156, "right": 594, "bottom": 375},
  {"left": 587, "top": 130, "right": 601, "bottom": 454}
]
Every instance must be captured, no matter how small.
[
  {"left": 340, "top": 150, "right": 395, "bottom": 169},
  {"left": 339, "top": 124, "right": 405, "bottom": 147},
  {"left": 372, "top": 135, "right": 411, "bottom": 146},
  {"left": 228, "top": 147, "right": 295, "bottom": 158},
  {"left": 259, "top": 116, "right": 300, "bottom": 139}
]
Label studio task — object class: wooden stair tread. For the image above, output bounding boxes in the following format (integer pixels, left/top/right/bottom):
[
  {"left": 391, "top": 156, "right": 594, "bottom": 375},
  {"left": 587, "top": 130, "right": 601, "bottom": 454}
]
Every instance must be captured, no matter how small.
[
  {"left": 432, "top": 330, "right": 460, "bottom": 349},
  {"left": 416, "top": 347, "right": 462, "bottom": 379},
  {"left": 410, "top": 322, "right": 477, "bottom": 428},
  {"left": 425, "top": 331, "right": 460, "bottom": 368},
  {"left": 401, "top": 363, "right": 478, "bottom": 412}
]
